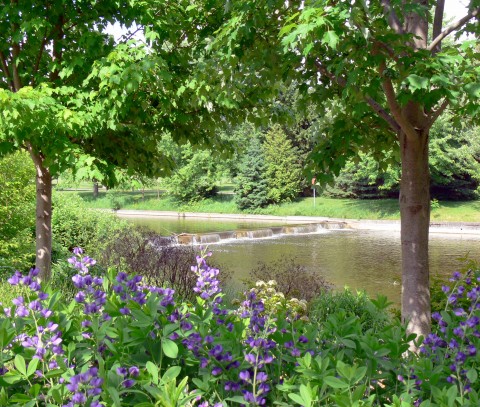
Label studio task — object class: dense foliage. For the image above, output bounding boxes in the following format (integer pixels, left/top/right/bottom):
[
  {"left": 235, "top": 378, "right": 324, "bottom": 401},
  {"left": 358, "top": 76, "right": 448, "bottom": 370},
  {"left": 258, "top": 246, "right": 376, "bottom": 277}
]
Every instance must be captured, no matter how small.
[
  {"left": 161, "top": 141, "right": 220, "bottom": 203},
  {"left": 0, "top": 153, "right": 36, "bottom": 271},
  {"left": 326, "top": 118, "right": 480, "bottom": 200},
  {"left": 1, "top": 249, "right": 480, "bottom": 406},
  {"left": 51, "top": 193, "right": 130, "bottom": 258}
]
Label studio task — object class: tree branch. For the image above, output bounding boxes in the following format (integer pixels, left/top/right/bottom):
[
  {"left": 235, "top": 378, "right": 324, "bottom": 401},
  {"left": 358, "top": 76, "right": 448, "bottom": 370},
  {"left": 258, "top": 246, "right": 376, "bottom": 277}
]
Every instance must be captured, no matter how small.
[
  {"left": 11, "top": 43, "right": 22, "bottom": 91},
  {"left": 314, "top": 59, "right": 401, "bottom": 134},
  {"left": 431, "top": 0, "right": 445, "bottom": 53},
  {"left": 381, "top": 0, "right": 405, "bottom": 34},
  {"left": 379, "top": 61, "right": 417, "bottom": 139},
  {"left": 0, "top": 50, "right": 15, "bottom": 91},
  {"left": 426, "top": 99, "right": 449, "bottom": 130},
  {"left": 33, "top": 35, "right": 48, "bottom": 77},
  {"left": 428, "top": 7, "right": 480, "bottom": 52}
]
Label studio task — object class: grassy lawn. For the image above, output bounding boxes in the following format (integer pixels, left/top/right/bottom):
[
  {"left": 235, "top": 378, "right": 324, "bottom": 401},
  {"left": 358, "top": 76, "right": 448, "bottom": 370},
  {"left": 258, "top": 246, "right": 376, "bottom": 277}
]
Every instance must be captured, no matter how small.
[{"left": 63, "top": 189, "right": 480, "bottom": 222}]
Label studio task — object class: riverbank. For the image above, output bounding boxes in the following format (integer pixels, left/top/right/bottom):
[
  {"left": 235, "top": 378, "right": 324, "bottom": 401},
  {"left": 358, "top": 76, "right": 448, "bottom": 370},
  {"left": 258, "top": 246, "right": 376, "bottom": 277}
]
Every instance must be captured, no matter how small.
[
  {"left": 115, "top": 209, "right": 480, "bottom": 236},
  {"left": 72, "top": 190, "right": 480, "bottom": 222}
]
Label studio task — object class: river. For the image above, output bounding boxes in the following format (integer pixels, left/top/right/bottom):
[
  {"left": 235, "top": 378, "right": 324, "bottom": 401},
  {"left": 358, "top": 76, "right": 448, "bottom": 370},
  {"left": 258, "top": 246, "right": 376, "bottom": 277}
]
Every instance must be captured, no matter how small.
[{"left": 124, "top": 215, "right": 480, "bottom": 305}]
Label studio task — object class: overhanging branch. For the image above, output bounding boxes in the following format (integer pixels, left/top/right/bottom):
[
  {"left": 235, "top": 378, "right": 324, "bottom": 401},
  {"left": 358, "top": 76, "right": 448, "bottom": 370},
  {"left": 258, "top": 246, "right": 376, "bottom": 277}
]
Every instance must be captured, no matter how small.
[
  {"left": 314, "top": 59, "right": 401, "bottom": 134},
  {"left": 428, "top": 7, "right": 480, "bottom": 52}
]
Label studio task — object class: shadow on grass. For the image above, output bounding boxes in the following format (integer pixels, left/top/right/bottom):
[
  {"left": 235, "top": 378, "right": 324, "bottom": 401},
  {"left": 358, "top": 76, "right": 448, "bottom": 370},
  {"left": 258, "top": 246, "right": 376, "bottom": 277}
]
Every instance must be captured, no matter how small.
[{"left": 340, "top": 199, "right": 400, "bottom": 218}]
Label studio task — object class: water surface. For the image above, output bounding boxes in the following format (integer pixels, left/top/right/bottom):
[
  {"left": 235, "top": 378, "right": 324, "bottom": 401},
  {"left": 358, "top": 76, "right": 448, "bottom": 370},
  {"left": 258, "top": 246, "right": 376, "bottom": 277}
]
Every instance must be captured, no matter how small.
[{"left": 124, "top": 217, "right": 480, "bottom": 305}]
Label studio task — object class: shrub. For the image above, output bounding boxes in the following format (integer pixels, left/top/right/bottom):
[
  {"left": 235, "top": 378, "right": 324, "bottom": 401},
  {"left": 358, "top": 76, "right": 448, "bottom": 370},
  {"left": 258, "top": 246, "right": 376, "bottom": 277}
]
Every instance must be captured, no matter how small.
[
  {"left": 52, "top": 192, "right": 131, "bottom": 256},
  {"left": 0, "top": 152, "right": 36, "bottom": 270},
  {"left": 100, "top": 229, "right": 231, "bottom": 301},
  {"left": 163, "top": 143, "right": 219, "bottom": 203},
  {"left": 249, "top": 256, "right": 331, "bottom": 303},
  {"left": 309, "top": 288, "right": 392, "bottom": 333}
]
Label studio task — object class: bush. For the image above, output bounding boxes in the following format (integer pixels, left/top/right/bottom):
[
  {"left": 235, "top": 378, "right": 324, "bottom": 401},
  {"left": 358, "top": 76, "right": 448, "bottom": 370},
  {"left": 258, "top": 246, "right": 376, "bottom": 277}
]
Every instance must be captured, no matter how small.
[
  {"left": 309, "top": 288, "right": 392, "bottom": 333},
  {"left": 2, "top": 249, "right": 480, "bottom": 406},
  {"left": 100, "top": 229, "right": 231, "bottom": 301},
  {"left": 0, "top": 152, "right": 36, "bottom": 270},
  {"left": 249, "top": 256, "right": 331, "bottom": 303},
  {"left": 52, "top": 192, "right": 131, "bottom": 256},
  {"left": 163, "top": 143, "right": 219, "bottom": 202}
]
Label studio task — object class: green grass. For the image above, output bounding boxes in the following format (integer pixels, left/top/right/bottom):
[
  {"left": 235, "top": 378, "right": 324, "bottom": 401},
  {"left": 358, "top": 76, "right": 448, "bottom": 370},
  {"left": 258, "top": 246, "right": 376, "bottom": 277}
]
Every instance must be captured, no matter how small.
[{"left": 61, "top": 188, "right": 480, "bottom": 222}]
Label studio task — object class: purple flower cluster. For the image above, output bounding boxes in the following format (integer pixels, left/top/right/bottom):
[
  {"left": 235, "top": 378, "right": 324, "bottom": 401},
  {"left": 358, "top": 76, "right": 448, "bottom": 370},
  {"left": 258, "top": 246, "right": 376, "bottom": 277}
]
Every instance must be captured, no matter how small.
[
  {"left": 64, "top": 367, "right": 103, "bottom": 407},
  {"left": 7, "top": 267, "right": 41, "bottom": 291},
  {"left": 236, "top": 291, "right": 276, "bottom": 405},
  {"left": 191, "top": 251, "right": 221, "bottom": 301},
  {"left": 69, "top": 248, "right": 106, "bottom": 315},
  {"left": 116, "top": 365, "right": 139, "bottom": 388},
  {"left": 7, "top": 268, "right": 64, "bottom": 364},
  {"left": 421, "top": 269, "right": 480, "bottom": 390}
]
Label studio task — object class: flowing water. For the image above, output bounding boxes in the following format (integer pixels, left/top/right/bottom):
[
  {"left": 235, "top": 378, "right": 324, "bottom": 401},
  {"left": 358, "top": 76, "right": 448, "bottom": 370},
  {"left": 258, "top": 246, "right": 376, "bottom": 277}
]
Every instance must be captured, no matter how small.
[{"left": 124, "top": 216, "right": 480, "bottom": 305}]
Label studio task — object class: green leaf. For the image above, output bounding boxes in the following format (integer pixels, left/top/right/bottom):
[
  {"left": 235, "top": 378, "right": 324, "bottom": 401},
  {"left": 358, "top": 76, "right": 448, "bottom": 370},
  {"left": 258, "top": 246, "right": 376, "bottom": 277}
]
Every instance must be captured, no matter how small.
[
  {"left": 14, "top": 354, "right": 27, "bottom": 377},
  {"left": 299, "top": 384, "right": 313, "bottom": 406},
  {"left": 324, "top": 376, "right": 349, "bottom": 389},
  {"left": 226, "top": 396, "right": 248, "bottom": 404},
  {"left": 162, "top": 366, "right": 181, "bottom": 382},
  {"left": 322, "top": 31, "right": 339, "bottom": 49},
  {"left": 107, "top": 387, "right": 122, "bottom": 407},
  {"left": 26, "top": 358, "right": 39, "bottom": 378},
  {"left": 406, "top": 74, "right": 429, "bottom": 91},
  {"left": 146, "top": 361, "right": 159, "bottom": 385},
  {"left": 161, "top": 338, "right": 179, "bottom": 359},
  {"left": 467, "top": 368, "right": 478, "bottom": 384},
  {"left": 289, "top": 393, "right": 308, "bottom": 405},
  {"left": 465, "top": 83, "right": 480, "bottom": 99}
]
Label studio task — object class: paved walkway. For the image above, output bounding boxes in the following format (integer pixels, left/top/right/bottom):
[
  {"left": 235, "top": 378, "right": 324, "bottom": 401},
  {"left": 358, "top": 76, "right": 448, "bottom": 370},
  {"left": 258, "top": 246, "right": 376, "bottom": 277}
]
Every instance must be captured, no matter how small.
[{"left": 115, "top": 210, "right": 480, "bottom": 236}]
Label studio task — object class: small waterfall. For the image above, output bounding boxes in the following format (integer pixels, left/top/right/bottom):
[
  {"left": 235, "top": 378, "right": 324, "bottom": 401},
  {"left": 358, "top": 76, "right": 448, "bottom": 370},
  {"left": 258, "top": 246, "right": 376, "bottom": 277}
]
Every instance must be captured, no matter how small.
[
  {"left": 193, "top": 234, "right": 221, "bottom": 244},
  {"left": 283, "top": 224, "right": 320, "bottom": 234},
  {"left": 245, "top": 229, "right": 273, "bottom": 239},
  {"left": 172, "top": 222, "right": 349, "bottom": 245}
]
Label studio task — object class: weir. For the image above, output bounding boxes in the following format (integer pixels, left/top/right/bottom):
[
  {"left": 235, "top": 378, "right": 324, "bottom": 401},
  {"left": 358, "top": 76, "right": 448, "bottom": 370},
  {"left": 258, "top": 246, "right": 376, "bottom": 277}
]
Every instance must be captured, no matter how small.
[{"left": 172, "top": 221, "right": 348, "bottom": 245}]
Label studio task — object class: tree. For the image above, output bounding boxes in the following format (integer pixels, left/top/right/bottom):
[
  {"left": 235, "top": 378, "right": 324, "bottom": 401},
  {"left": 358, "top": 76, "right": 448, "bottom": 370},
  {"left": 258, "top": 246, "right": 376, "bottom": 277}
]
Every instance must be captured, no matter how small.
[
  {"left": 162, "top": 140, "right": 220, "bottom": 202},
  {"left": 212, "top": 0, "right": 480, "bottom": 336},
  {"left": 0, "top": 1, "right": 232, "bottom": 279},
  {"left": 264, "top": 124, "right": 303, "bottom": 203},
  {"left": 235, "top": 136, "right": 270, "bottom": 210}
]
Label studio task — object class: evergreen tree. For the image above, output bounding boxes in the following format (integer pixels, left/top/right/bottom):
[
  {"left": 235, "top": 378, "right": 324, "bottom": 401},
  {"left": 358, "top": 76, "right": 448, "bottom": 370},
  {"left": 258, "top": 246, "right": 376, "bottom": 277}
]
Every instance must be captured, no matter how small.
[
  {"left": 234, "top": 137, "right": 269, "bottom": 210},
  {"left": 264, "top": 124, "right": 302, "bottom": 203}
]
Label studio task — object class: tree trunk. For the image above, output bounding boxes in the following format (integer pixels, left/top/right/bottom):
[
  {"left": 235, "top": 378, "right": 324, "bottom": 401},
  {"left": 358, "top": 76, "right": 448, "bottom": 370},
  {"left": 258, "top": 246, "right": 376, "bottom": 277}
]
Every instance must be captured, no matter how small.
[
  {"left": 29, "top": 149, "right": 53, "bottom": 281},
  {"left": 93, "top": 179, "right": 99, "bottom": 198},
  {"left": 399, "top": 129, "right": 431, "bottom": 338}
]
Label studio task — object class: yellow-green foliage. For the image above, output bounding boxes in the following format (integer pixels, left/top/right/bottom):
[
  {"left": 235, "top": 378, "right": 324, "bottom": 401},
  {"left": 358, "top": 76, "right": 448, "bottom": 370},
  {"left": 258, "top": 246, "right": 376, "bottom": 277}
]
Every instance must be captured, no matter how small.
[
  {"left": 250, "top": 280, "right": 308, "bottom": 319},
  {"left": 0, "top": 152, "right": 36, "bottom": 270}
]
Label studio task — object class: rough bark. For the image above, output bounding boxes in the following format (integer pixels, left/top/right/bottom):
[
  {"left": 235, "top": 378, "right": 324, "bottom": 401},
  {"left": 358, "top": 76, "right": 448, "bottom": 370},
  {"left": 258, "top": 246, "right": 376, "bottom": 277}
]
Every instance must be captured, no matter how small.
[
  {"left": 93, "top": 180, "right": 99, "bottom": 198},
  {"left": 399, "top": 127, "right": 431, "bottom": 338},
  {"left": 28, "top": 148, "right": 53, "bottom": 281}
]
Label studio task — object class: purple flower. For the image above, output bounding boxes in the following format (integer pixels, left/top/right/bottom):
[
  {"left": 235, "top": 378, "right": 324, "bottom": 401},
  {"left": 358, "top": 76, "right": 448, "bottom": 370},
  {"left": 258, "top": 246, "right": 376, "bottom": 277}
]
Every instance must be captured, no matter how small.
[
  {"left": 8, "top": 271, "right": 22, "bottom": 285},
  {"left": 129, "top": 366, "right": 140, "bottom": 377},
  {"left": 116, "top": 367, "right": 128, "bottom": 377},
  {"left": 123, "top": 379, "right": 135, "bottom": 388},
  {"left": 239, "top": 370, "right": 250, "bottom": 381},
  {"left": 211, "top": 366, "right": 222, "bottom": 376}
]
